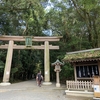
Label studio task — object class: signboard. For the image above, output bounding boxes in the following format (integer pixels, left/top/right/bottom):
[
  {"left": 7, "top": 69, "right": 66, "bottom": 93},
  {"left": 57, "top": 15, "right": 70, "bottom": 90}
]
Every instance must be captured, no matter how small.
[{"left": 25, "top": 37, "right": 32, "bottom": 46}]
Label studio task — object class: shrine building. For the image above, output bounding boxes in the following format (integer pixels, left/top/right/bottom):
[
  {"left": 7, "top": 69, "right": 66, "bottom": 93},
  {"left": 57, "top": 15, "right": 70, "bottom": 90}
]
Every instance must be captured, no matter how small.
[{"left": 63, "top": 48, "right": 100, "bottom": 81}]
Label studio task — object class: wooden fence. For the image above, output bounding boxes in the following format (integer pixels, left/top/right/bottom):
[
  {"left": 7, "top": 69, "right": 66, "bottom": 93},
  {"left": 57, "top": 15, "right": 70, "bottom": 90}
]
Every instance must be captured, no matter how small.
[{"left": 66, "top": 80, "right": 93, "bottom": 90}]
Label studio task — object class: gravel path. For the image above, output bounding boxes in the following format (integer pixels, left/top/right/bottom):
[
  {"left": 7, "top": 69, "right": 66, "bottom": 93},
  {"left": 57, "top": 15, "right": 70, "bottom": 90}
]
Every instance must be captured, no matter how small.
[{"left": 0, "top": 80, "right": 93, "bottom": 100}]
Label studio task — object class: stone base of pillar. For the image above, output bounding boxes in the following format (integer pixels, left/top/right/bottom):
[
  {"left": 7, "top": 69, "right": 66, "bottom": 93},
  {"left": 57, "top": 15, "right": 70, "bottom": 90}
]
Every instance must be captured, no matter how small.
[
  {"left": 56, "top": 83, "right": 60, "bottom": 87},
  {"left": 0, "top": 82, "right": 11, "bottom": 86},
  {"left": 42, "top": 82, "right": 52, "bottom": 85}
]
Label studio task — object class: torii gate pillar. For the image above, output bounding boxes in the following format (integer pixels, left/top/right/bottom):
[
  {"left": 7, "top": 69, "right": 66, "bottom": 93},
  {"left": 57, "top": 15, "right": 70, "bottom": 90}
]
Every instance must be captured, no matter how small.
[
  {"left": 43, "top": 41, "right": 52, "bottom": 85},
  {"left": 1, "top": 40, "right": 14, "bottom": 86}
]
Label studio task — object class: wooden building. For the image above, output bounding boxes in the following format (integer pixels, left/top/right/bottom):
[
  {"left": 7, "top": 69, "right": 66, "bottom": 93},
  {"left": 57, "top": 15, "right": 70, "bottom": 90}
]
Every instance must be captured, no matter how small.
[{"left": 63, "top": 48, "right": 100, "bottom": 81}]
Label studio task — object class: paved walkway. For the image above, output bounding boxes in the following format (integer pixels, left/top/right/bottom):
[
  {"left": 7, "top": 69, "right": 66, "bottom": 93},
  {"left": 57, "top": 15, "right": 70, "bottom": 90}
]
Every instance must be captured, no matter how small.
[{"left": 0, "top": 80, "right": 92, "bottom": 100}]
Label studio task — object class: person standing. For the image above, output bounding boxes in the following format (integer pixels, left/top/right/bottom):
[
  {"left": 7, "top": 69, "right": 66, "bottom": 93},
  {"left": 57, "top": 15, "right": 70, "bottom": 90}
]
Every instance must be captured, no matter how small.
[{"left": 36, "top": 71, "right": 43, "bottom": 87}]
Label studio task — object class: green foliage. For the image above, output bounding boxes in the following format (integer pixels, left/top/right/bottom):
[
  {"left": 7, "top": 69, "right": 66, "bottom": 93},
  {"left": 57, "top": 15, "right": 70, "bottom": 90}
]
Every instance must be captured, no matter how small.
[
  {"left": 11, "top": 68, "right": 18, "bottom": 74},
  {"left": 0, "top": 0, "right": 46, "bottom": 36},
  {"left": 81, "top": 0, "right": 97, "bottom": 11},
  {"left": 10, "top": 67, "right": 18, "bottom": 82},
  {"left": 0, "top": 60, "right": 4, "bottom": 73},
  {"left": 60, "top": 63, "right": 74, "bottom": 83}
]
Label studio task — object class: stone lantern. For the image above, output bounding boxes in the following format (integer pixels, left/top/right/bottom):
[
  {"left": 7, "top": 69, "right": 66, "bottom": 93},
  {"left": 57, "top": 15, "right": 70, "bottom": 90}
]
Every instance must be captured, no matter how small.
[{"left": 52, "top": 59, "right": 64, "bottom": 87}]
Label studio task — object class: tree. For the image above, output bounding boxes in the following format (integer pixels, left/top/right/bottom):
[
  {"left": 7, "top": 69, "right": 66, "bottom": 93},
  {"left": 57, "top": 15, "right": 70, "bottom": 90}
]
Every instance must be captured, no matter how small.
[{"left": 70, "top": 0, "right": 100, "bottom": 48}]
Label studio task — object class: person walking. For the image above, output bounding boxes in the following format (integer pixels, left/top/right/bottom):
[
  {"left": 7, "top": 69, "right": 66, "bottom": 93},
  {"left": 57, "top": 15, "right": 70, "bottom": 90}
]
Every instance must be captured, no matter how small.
[{"left": 36, "top": 71, "right": 43, "bottom": 87}]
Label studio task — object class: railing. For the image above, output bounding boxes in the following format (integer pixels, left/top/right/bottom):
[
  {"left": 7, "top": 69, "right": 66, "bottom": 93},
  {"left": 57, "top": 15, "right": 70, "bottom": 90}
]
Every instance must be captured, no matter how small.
[{"left": 66, "top": 80, "right": 93, "bottom": 90}]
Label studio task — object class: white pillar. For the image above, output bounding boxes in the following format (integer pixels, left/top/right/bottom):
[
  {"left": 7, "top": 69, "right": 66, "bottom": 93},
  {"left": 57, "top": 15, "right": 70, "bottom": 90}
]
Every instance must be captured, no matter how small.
[{"left": 0, "top": 40, "right": 14, "bottom": 86}]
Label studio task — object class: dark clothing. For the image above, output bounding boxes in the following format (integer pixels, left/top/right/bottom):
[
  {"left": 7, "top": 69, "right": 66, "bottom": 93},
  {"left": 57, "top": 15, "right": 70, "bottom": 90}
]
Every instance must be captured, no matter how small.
[
  {"left": 36, "top": 73, "right": 43, "bottom": 87},
  {"left": 37, "top": 73, "right": 42, "bottom": 81}
]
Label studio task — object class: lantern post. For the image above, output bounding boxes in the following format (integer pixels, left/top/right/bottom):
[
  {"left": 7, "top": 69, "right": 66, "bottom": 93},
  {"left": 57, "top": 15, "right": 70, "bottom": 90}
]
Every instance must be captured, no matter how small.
[{"left": 52, "top": 59, "right": 64, "bottom": 87}]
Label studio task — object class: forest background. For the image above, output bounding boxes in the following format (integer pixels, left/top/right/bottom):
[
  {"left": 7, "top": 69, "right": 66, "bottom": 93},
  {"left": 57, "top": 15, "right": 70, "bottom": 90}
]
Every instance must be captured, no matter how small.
[{"left": 0, "top": 0, "right": 100, "bottom": 83}]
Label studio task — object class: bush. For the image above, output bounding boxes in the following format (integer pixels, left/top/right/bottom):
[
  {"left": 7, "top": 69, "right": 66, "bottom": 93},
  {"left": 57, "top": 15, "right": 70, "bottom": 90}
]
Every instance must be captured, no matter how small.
[{"left": 60, "top": 63, "right": 74, "bottom": 84}]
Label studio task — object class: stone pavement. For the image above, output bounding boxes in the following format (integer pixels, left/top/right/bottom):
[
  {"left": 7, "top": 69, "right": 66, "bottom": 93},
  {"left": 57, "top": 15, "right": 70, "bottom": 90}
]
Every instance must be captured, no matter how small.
[{"left": 0, "top": 80, "right": 93, "bottom": 100}]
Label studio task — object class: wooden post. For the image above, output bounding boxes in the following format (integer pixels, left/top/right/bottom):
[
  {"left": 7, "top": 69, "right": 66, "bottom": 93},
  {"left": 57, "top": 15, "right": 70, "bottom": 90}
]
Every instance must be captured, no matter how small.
[
  {"left": 73, "top": 63, "right": 77, "bottom": 81},
  {"left": 43, "top": 41, "right": 52, "bottom": 85},
  {"left": 2, "top": 41, "right": 14, "bottom": 85},
  {"left": 98, "top": 61, "right": 100, "bottom": 75}
]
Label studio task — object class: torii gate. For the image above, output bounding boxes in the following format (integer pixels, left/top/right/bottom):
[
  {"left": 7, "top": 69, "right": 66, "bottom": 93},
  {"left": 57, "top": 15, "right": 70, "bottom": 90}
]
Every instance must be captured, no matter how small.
[{"left": 0, "top": 35, "right": 62, "bottom": 86}]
